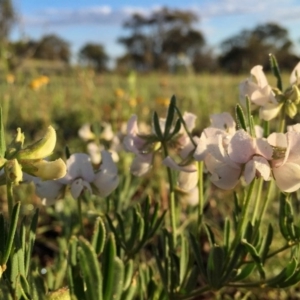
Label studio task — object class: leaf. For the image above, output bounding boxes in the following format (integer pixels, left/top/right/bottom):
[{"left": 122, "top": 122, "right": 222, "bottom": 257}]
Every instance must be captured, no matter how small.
[
  {"left": 189, "top": 233, "right": 206, "bottom": 277},
  {"left": 110, "top": 257, "right": 124, "bottom": 300},
  {"left": 152, "top": 111, "right": 163, "bottom": 140},
  {"left": 78, "top": 237, "right": 103, "bottom": 300},
  {"left": 25, "top": 208, "right": 39, "bottom": 276},
  {"left": 164, "top": 95, "right": 176, "bottom": 139},
  {"left": 241, "top": 239, "right": 265, "bottom": 279},
  {"left": 234, "top": 263, "right": 256, "bottom": 281},
  {"left": 123, "top": 259, "right": 134, "bottom": 291},
  {"left": 259, "top": 224, "right": 273, "bottom": 263},
  {"left": 103, "top": 233, "right": 116, "bottom": 300},
  {"left": 269, "top": 54, "right": 282, "bottom": 91},
  {"left": 279, "top": 193, "right": 295, "bottom": 241},
  {"left": 0, "top": 107, "right": 6, "bottom": 158},
  {"left": 235, "top": 104, "right": 247, "bottom": 131},
  {"left": 206, "top": 245, "right": 225, "bottom": 289},
  {"left": 268, "top": 257, "right": 297, "bottom": 287},
  {"left": 91, "top": 217, "right": 106, "bottom": 256},
  {"left": 179, "top": 234, "right": 188, "bottom": 286},
  {"left": 2, "top": 202, "right": 21, "bottom": 265}
]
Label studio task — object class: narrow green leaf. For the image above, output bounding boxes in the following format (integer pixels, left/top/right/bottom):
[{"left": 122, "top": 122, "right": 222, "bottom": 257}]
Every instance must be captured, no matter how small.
[
  {"left": 25, "top": 208, "right": 39, "bottom": 276},
  {"left": 91, "top": 217, "right": 106, "bottom": 256},
  {"left": 268, "top": 257, "right": 297, "bottom": 287},
  {"left": 103, "top": 233, "right": 116, "bottom": 300},
  {"left": 0, "top": 214, "right": 6, "bottom": 261},
  {"left": 68, "top": 236, "right": 78, "bottom": 267},
  {"left": 206, "top": 245, "right": 225, "bottom": 289},
  {"left": 223, "top": 218, "right": 231, "bottom": 254},
  {"left": 189, "top": 233, "right": 205, "bottom": 277},
  {"left": 2, "top": 202, "right": 21, "bottom": 265},
  {"left": 204, "top": 224, "right": 215, "bottom": 246},
  {"left": 0, "top": 107, "right": 6, "bottom": 158},
  {"left": 19, "top": 274, "right": 31, "bottom": 300},
  {"left": 279, "top": 193, "right": 294, "bottom": 241},
  {"left": 235, "top": 104, "right": 247, "bottom": 131},
  {"left": 164, "top": 95, "right": 176, "bottom": 139},
  {"left": 234, "top": 263, "right": 256, "bottom": 281},
  {"left": 241, "top": 239, "right": 265, "bottom": 279},
  {"left": 152, "top": 111, "right": 163, "bottom": 140},
  {"left": 277, "top": 267, "right": 300, "bottom": 288},
  {"left": 179, "top": 234, "right": 188, "bottom": 286},
  {"left": 169, "top": 118, "right": 181, "bottom": 139},
  {"left": 269, "top": 54, "right": 282, "bottom": 91},
  {"left": 78, "top": 237, "right": 103, "bottom": 300},
  {"left": 121, "top": 275, "right": 137, "bottom": 300},
  {"left": 111, "top": 257, "right": 124, "bottom": 300},
  {"left": 123, "top": 259, "right": 134, "bottom": 291},
  {"left": 259, "top": 224, "right": 273, "bottom": 263}
]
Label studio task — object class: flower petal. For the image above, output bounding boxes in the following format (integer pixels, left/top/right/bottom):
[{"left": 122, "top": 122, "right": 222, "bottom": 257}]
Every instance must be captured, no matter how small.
[
  {"left": 228, "top": 130, "right": 255, "bottom": 163},
  {"left": 66, "top": 153, "right": 95, "bottom": 182},
  {"left": 70, "top": 178, "right": 92, "bottom": 199},
  {"left": 130, "top": 154, "right": 153, "bottom": 176},
  {"left": 29, "top": 159, "right": 67, "bottom": 180},
  {"left": 163, "top": 156, "right": 197, "bottom": 172},
  {"left": 93, "top": 150, "right": 119, "bottom": 197},
  {"left": 35, "top": 179, "right": 65, "bottom": 205},
  {"left": 273, "top": 162, "right": 300, "bottom": 192}
]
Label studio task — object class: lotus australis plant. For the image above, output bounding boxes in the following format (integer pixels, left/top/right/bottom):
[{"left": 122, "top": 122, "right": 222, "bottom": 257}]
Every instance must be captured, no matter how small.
[{"left": 4, "top": 57, "right": 300, "bottom": 300}]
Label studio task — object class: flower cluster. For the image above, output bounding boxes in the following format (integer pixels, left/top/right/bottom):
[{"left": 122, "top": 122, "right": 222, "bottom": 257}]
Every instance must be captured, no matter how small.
[
  {"left": 239, "top": 62, "right": 300, "bottom": 120},
  {"left": 30, "top": 151, "right": 119, "bottom": 205}
]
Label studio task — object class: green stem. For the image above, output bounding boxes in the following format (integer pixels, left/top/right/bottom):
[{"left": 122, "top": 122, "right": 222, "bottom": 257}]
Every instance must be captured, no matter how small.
[
  {"left": 7, "top": 181, "right": 14, "bottom": 217},
  {"left": 224, "top": 180, "right": 256, "bottom": 269},
  {"left": 279, "top": 106, "right": 286, "bottom": 133},
  {"left": 251, "top": 177, "right": 263, "bottom": 225},
  {"left": 251, "top": 180, "right": 274, "bottom": 243},
  {"left": 77, "top": 196, "right": 85, "bottom": 236},
  {"left": 162, "top": 142, "right": 177, "bottom": 246},
  {"left": 197, "top": 161, "right": 204, "bottom": 228}
]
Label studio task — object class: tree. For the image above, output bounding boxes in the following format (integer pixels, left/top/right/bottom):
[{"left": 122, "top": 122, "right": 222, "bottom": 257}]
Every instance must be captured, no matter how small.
[
  {"left": 0, "top": 0, "right": 15, "bottom": 42},
  {"left": 79, "top": 43, "right": 108, "bottom": 71},
  {"left": 117, "top": 8, "right": 208, "bottom": 72},
  {"left": 219, "top": 23, "right": 299, "bottom": 73},
  {"left": 33, "top": 34, "right": 71, "bottom": 63}
]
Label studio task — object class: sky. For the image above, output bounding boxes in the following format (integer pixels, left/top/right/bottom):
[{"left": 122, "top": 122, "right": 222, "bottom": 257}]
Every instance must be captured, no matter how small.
[{"left": 11, "top": 0, "right": 300, "bottom": 65}]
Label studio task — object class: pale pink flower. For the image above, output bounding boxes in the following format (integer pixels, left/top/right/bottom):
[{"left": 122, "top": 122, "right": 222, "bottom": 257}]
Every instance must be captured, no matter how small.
[
  {"left": 290, "top": 62, "right": 300, "bottom": 85},
  {"left": 239, "top": 65, "right": 281, "bottom": 121},
  {"left": 31, "top": 151, "right": 119, "bottom": 205},
  {"left": 268, "top": 130, "right": 300, "bottom": 192}
]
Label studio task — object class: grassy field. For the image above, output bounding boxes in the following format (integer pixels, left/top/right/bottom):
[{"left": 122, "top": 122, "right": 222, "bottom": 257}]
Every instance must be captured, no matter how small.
[{"left": 0, "top": 68, "right": 299, "bottom": 299}]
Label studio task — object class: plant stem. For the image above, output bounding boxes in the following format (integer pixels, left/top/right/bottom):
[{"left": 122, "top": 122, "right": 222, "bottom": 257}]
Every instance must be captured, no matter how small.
[
  {"left": 224, "top": 180, "right": 255, "bottom": 269},
  {"left": 77, "top": 196, "right": 85, "bottom": 236},
  {"left": 251, "top": 177, "right": 263, "bottom": 225},
  {"left": 162, "top": 142, "right": 177, "bottom": 246},
  {"left": 197, "top": 161, "right": 204, "bottom": 228},
  {"left": 252, "top": 180, "right": 274, "bottom": 241},
  {"left": 6, "top": 181, "right": 14, "bottom": 217}
]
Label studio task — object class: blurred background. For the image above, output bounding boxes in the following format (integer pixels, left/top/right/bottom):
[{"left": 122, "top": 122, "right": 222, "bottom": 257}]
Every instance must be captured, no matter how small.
[{"left": 2, "top": 0, "right": 300, "bottom": 74}]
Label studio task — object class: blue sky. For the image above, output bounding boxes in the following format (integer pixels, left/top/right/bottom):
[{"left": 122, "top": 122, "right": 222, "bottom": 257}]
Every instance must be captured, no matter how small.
[{"left": 12, "top": 0, "right": 300, "bottom": 64}]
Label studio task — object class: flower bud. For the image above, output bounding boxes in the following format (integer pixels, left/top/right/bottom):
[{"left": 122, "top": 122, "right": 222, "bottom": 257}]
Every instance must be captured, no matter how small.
[
  {"left": 16, "top": 126, "right": 56, "bottom": 160},
  {"left": 286, "top": 102, "right": 298, "bottom": 119},
  {"left": 22, "top": 158, "right": 67, "bottom": 180},
  {"left": 288, "top": 85, "right": 300, "bottom": 104},
  {"left": 5, "top": 159, "right": 23, "bottom": 184}
]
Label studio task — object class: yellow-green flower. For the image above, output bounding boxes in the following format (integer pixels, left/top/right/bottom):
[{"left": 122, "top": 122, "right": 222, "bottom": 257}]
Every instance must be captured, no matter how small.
[{"left": 3, "top": 126, "right": 66, "bottom": 184}]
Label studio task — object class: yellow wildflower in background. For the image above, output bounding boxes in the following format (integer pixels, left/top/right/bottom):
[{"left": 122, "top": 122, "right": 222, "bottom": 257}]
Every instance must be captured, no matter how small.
[
  {"left": 155, "top": 97, "right": 170, "bottom": 107},
  {"left": 114, "top": 88, "right": 125, "bottom": 98},
  {"left": 29, "top": 75, "right": 50, "bottom": 90},
  {"left": 6, "top": 74, "right": 15, "bottom": 84}
]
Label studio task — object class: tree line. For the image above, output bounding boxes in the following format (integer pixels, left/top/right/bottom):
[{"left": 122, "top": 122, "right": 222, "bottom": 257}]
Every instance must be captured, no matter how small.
[{"left": 1, "top": 2, "right": 299, "bottom": 73}]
